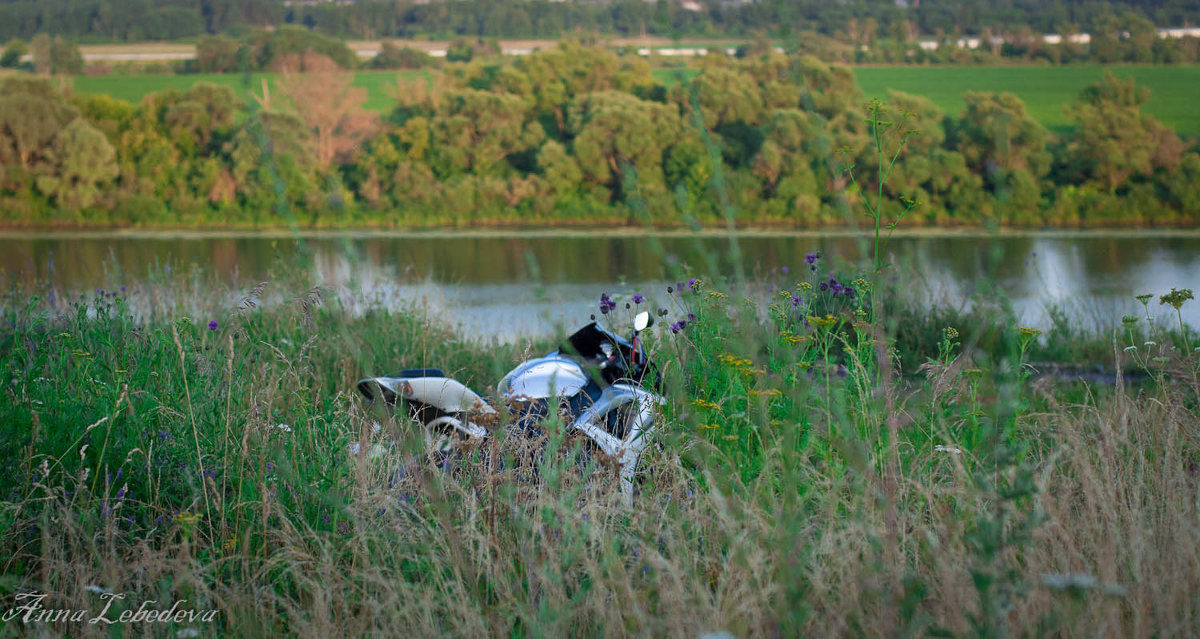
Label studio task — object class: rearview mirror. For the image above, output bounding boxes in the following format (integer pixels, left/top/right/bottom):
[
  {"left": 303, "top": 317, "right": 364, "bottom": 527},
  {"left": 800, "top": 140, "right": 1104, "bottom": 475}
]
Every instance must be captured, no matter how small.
[{"left": 634, "top": 310, "right": 652, "bottom": 332}]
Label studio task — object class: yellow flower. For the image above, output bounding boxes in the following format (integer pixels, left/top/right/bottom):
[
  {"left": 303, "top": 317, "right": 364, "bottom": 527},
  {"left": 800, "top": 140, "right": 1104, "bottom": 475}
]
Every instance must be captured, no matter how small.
[
  {"left": 691, "top": 398, "right": 722, "bottom": 411},
  {"left": 1018, "top": 326, "right": 1042, "bottom": 338},
  {"left": 749, "top": 388, "right": 782, "bottom": 397},
  {"left": 799, "top": 282, "right": 813, "bottom": 291},
  {"left": 698, "top": 423, "right": 721, "bottom": 430},
  {"left": 943, "top": 326, "right": 959, "bottom": 340},
  {"left": 808, "top": 315, "right": 838, "bottom": 328},
  {"left": 709, "top": 291, "right": 726, "bottom": 299},
  {"left": 175, "top": 511, "right": 202, "bottom": 526}
]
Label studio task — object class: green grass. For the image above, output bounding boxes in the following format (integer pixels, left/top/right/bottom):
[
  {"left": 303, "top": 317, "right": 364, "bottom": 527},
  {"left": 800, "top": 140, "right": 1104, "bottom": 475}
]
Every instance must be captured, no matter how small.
[
  {"left": 1, "top": 250, "right": 1197, "bottom": 635},
  {"left": 855, "top": 64, "right": 1200, "bottom": 135},
  {"left": 73, "top": 64, "right": 1200, "bottom": 135}
]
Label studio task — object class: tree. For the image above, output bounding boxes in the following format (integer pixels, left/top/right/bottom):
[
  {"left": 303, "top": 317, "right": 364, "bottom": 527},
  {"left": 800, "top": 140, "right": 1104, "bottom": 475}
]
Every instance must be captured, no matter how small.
[
  {"left": 427, "top": 89, "right": 542, "bottom": 177},
  {"left": 275, "top": 53, "right": 379, "bottom": 168},
  {"left": 1065, "top": 72, "right": 1183, "bottom": 192},
  {"left": 0, "top": 39, "right": 27, "bottom": 68},
  {"left": 569, "top": 91, "right": 682, "bottom": 203},
  {"left": 0, "top": 77, "right": 78, "bottom": 172},
  {"left": 36, "top": 119, "right": 118, "bottom": 210},
  {"left": 952, "top": 91, "right": 1050, "bottom": 220}
]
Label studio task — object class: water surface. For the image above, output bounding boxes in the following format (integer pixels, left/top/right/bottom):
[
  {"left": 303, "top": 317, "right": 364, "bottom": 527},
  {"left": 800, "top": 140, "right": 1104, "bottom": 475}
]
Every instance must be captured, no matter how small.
[{"left": 1, "top": 230, "right": 1196, "bottom": 341}]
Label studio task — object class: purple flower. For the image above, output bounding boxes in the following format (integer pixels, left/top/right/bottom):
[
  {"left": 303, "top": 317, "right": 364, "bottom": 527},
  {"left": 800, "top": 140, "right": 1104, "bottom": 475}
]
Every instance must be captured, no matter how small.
[
  {"left": 687, "top": 312, "right": 697, "bottom": 322},
  {"left": 819, "top": 282, "right": 828, "bottom": 292},
  {"left": 208, "top": 320, "right": 219, "bottom": 331},
  {"left": 669, "top": 321, "right": 684, "bottom": 333},
  {"left": 688, "top": 278, "right": 700, "bottom": 292},
  {"left": 632, "top": 293, "right": 644, "bottom": 305},
  {"left": 1031, "top": 251, "right": 1037, "bottom": 257},
  {"left": 598, "top": 293, "right": 617, "bottom": 315},
  {"left": 95, "top": 288, "right": 103, "bottom": 295},
  {"left": 782, "top": 266, "right": 789, "bottom": 275},
  {"left": 119, "top": 285, "right": 126, "bottom": 293},
  {"left": 791, "top": 295, "right": 802, "bottom": 307}
]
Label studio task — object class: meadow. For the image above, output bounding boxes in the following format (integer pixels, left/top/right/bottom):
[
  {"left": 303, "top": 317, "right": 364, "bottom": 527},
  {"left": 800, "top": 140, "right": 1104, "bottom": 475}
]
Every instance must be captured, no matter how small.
[
  {"left": 1, "top": 242, "right": 1197, "bottom": 635},
  {"left": 68, "top": 64, "right": 1200, "bottom": 135}
]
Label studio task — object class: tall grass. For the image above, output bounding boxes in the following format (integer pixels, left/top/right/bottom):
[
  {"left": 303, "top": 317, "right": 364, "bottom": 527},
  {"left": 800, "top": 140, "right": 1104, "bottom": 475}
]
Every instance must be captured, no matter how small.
[{"left": 1, "top": 257, "right": 1196, "bottom": 636}]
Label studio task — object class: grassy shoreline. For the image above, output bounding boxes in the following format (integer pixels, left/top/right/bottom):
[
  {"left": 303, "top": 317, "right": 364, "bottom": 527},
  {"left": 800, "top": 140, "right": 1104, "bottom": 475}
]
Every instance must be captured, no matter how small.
[{"left": 1, "top": 262, "right": 1197, "bottom": 635}]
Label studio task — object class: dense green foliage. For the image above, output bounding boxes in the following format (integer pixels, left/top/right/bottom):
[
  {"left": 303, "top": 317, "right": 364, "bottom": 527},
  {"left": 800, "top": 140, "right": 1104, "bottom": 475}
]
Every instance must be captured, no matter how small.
[
  {"left": 1, "top": 0, "right": 1199, "bottom": 43},
  {"left": 1, "top": 255, "right": 1196, "bottom": 634},
  {"left": 2, "top": 44, "right": 1199, "bottom": 228},
  {"left": 67, "top": 65, "right": 1200, "bottom": 136}
]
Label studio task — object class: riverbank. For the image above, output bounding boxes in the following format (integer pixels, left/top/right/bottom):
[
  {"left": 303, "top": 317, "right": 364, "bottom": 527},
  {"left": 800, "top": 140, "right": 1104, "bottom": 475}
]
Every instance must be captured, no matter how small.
[{"left": 1, "top": 270, "right": 1196, "bottom": 635}]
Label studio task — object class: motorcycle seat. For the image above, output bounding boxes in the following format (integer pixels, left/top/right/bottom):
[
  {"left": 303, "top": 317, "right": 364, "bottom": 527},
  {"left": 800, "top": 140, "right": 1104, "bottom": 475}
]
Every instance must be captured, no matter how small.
[{"left": 395, "top": 368, "right": 446, "bottom": 378}]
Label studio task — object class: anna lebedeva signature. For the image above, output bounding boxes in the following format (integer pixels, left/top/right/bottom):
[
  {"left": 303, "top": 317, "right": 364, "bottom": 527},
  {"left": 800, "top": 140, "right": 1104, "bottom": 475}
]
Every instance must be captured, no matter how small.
[{"left": 3, "top": 592, "right": 219, "bottom": 625}]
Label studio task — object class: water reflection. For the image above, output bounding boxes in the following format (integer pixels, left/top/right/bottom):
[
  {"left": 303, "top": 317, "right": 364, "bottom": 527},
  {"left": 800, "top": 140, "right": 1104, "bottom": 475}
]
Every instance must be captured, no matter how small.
[{"left": 0, "top": 232, "right": 1195, "bottom": 341}]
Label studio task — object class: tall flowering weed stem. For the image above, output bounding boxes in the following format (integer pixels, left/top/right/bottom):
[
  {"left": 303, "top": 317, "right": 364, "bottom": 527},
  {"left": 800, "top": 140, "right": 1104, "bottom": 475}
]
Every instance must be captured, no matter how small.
[{"left": 839, "top": 99, "right": 920, "bottom": 274}]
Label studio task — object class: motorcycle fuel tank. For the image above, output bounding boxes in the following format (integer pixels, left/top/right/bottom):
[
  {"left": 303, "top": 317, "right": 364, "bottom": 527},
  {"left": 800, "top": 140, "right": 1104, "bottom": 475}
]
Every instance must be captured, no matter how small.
[{"left": 497, "top": 355, "right": 590, "bottom": 400}]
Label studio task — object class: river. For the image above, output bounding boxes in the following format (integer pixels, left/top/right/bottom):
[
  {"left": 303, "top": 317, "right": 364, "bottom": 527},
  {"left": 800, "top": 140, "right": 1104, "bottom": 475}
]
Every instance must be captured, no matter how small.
[{"left": 0, "top": 230, "right": 1196, "bottom": 341}]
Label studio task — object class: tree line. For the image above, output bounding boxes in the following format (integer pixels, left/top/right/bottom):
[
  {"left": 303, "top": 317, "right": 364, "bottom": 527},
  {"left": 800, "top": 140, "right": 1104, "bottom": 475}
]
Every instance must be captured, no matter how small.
[
  {"left": 1, "top": 42, "right": 1197, "bottom": 228},
  {"left": 0, "top": 0, "right": 1199, "bottom": 43}
]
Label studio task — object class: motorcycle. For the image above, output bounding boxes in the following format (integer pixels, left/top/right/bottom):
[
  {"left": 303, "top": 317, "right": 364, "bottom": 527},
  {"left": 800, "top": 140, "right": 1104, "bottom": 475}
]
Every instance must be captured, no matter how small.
[{"left": 355, "top": 311, "right": 663, "bottom": 504}]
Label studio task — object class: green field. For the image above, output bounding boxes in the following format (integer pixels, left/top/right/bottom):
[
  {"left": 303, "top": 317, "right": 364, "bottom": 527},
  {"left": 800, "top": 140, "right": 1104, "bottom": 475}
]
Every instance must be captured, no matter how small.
[
  {"left": 72, "top": 64, "right": 1200, "bottom": 135},
  {"left": 854, "top": 65, "right": 1200, "bottom": 135}
]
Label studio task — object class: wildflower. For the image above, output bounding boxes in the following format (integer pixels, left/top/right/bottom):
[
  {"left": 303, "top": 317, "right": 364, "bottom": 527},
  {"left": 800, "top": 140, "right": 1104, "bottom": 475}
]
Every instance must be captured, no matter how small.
[
  {"left": 670, "top": 321, "right": 686, "bottom": 333},
  {"left": 790, "top": 295, "right": 802, "bottom": 307},
  {"left": 119, "top": 285, "right": 126, "bottom": 293},
  {"left": 632, "top": 293, "right": 644, "bottom": 304},
  {"left": 1159, "top": 288, "right": 1194, "bottom": 311},
  {"left": 935, "top": 445, "right": 962, "bottom": 455},
  {"left": 1144, "top": 341, "right": 1156, "bottom": 347},
  {"left": 749, "top": 388, "right": 782, "bottom": 397},
  {"left": 804, "top": 252, "right": 820, "bottom": 270},
  {"left": 688, "top": 278, "right": 701, "bottom": 292},
  {"left": 1121, "top": 315, "right": 1139, "bottom": 327},
  {"left": 698, "top": 423, "right": 721, "bottom": 430},
  {"left": 799, "top": 282, "right": 812, "bottom": 291},
  {"left": 1123, "top": 345, "right": 1138, "bottom": 352},
  {"left": 1135, "top": 293, "right": 1153, "bottom": 305},
  {"left": 943, "top": 327, "right": 959, "bottom": 340},
  {"left": 208, "top": 320, "right": 219, "bottom": 331},
  {"left": 781, "top": 266, "right": 789, "bottom": 275},
  {"left": 657, "top": 307, "right": 669, "bottom": 317},
  {"left": 274, "top": 423, "right": 293, "bottom": 433},
  {"left": 963, "top": 368, "right": 984, "bottom": 377},
  {"left": 1018, "top": 326, "right": 1042, "bottom": 338},
  {"left": 687, "top": 312, "right": 697, "bottom": 322},
  {"left": 598, "top": 293, "right": 617, "bottom": 315},
  {"left": 819, "top": 282, "right": 828, "bottom": 292}
]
